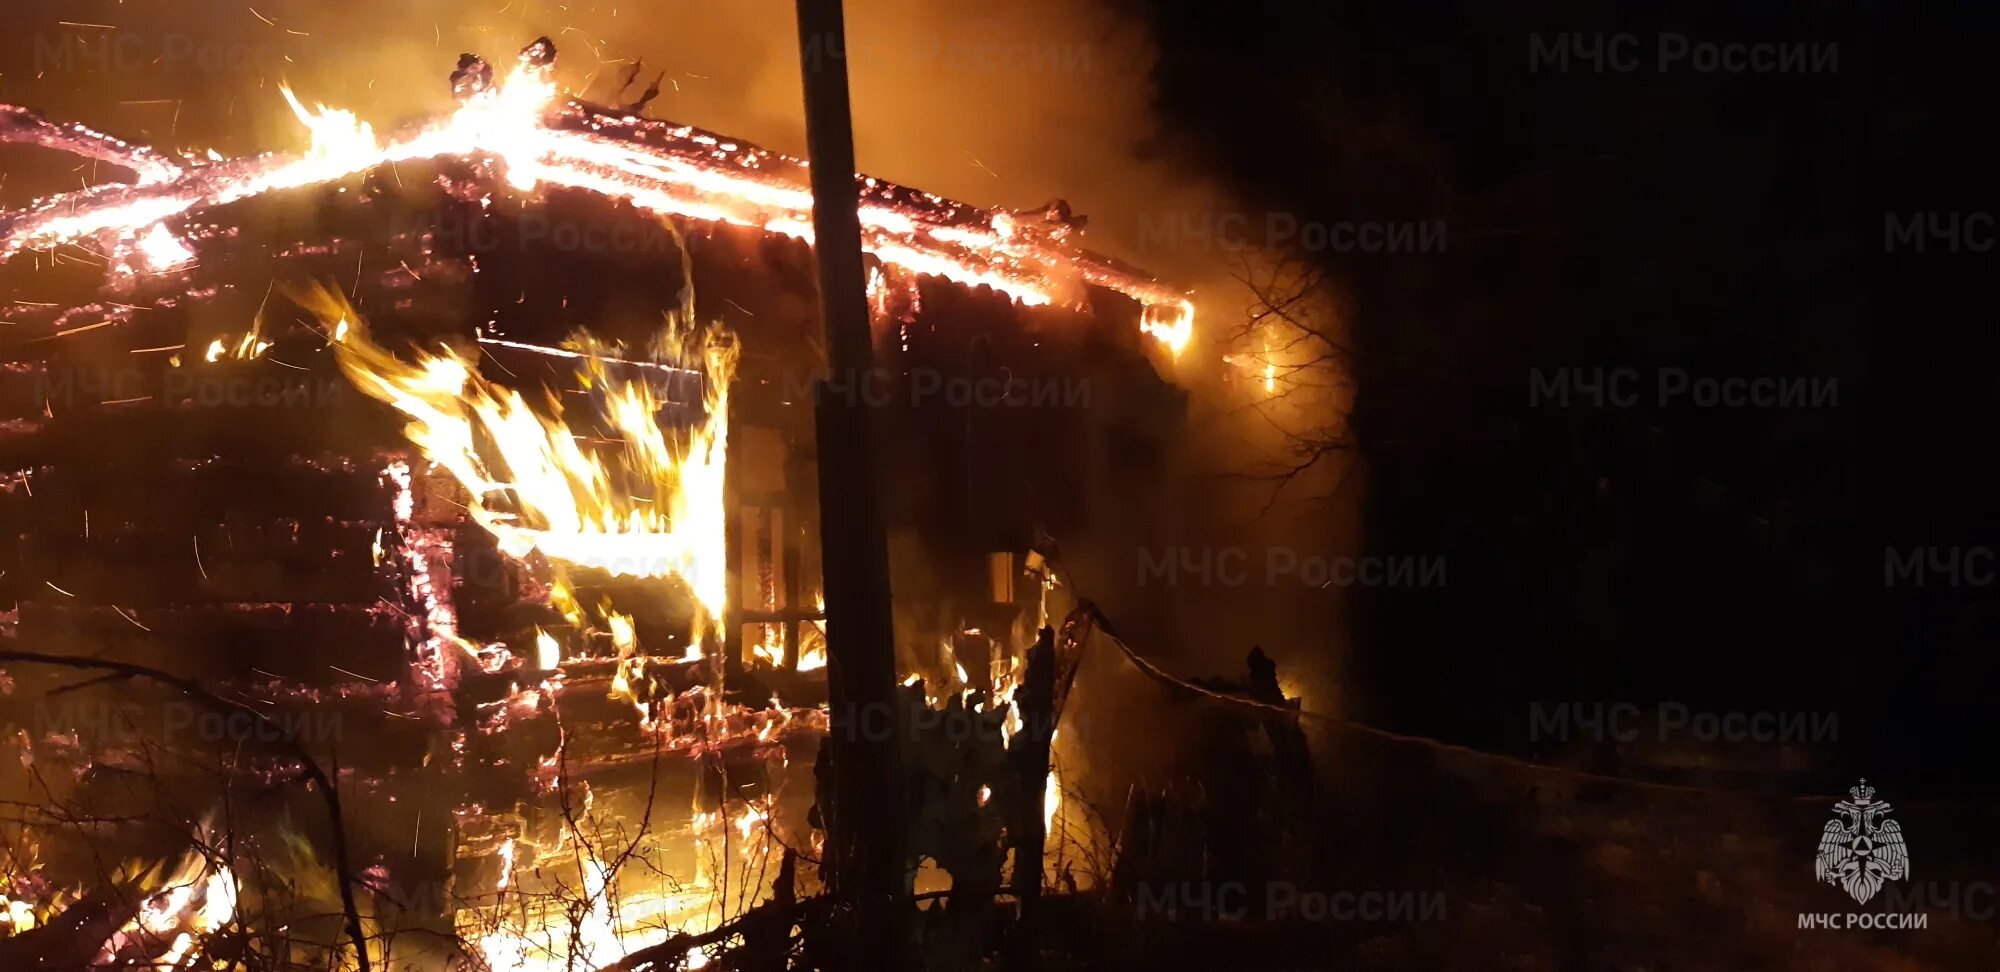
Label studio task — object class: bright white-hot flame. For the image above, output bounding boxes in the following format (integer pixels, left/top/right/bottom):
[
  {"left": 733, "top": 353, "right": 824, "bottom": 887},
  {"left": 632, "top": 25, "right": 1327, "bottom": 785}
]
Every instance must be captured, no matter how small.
[
  {"left": 1141, "top": 299, "right": 1196, "bottom": 357},
  {"left": 94, "top": 827, "right": 237, "bottom": 969},
  {"left": 734, "top": 800, "right": 770, "bottom": 844},
  {"left": 533, "top": 628, "right": 561, "bottom": 670},
  {"left": 280, "top": 85, "right": 379, "bottom": 164},
  {"left": 478, "top": 843, "right": 644, "bottom": 972},
  {"left": 303, "top": 284, "right": 737, "bottom": 661},
  {"left": 3, "top": 897, "right": 33, "bottom": 933},
  {"left": 607, "top": 612, "right": 638, "bottom": 657},
  {"left": 1044, "top": 761, "right": 1062, "bottom": 833},
  {"left": 797, "top": 640, "right": 827, "bottom": 671},
  {"left": 129, "top": 222, "right": 194, "bottom": 273},
  {"left": 496, "top": 837, "right": 517, "bottom": 890}
]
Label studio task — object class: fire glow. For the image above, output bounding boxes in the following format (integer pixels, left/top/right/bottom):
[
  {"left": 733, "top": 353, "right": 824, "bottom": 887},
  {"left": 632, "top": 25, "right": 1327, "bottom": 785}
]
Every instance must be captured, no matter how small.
[
  {"left": 0, "top": 39, "right": 1194, "bottom": 355},
  {"left": 0, "top": 35, "right": 1107, "bottom": 971}
]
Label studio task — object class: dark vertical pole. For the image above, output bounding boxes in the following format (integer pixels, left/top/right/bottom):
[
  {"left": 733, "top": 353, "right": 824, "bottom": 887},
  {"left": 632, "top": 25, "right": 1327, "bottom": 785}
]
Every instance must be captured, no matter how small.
[
  {"left": 794, "top": 0, "right": 908, "bottom": 964},
  {"left": 1008, "top": 626, "right": 1057, "bottom": 970}
]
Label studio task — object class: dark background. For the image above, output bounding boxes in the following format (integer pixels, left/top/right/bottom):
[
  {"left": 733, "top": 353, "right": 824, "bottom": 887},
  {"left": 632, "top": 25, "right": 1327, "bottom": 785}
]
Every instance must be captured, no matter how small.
[{"left": 1135, "top": 0, "right": 1998, "bottom": 792}]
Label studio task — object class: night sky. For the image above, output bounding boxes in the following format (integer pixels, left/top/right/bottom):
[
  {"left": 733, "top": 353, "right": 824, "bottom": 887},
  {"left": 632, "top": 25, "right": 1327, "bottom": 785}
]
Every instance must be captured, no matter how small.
[{"left": 1139, "top": 0, "right": 1998, "bottom": 790}]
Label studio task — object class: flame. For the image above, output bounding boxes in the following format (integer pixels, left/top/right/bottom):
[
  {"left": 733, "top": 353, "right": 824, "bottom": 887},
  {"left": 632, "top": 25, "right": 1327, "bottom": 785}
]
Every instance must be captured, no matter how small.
[
  {"left": 746, "top": 622, "right": 784, "bottom": 669},
  {"left": 301, "top": 284, "right": 737, "bottom": 662},
  {"left": 205, "top": 320, "right": 272, "bottom": 362},
  {"left": 280, "top": 85, "right": 379, "bottom": 164},
  {"left": 607, "top": 612, "right": 639, "bottom": 657},
  {"left": 1141, "top": 299, "right": 1195, "bottom": 357},
  {"left": 2, "top": 897, "right": 34, "bottom": 933},
  {"left": 476, "top": 844, "right": 651, "bottom": 972},
  {"left": 470, "top": 796, "right": 782, "bottom": 971},
  {"left": 496, "top": 837, "right": 517, "bottom": 891},
  {"left": 549, "top": 574, "right": 584, "bottom": 627},
  {"left": 733, "top": 800, "right": 770, "bottom": 845},
  {"left": 797, "top": 638, "right": 827, "bottom": 672},
  {"left": 2, "top": 44, "right": 1193, "bottom": 353},
  {"left": 1044, "top": 758, "right": 1062, "bottom": 833},
  {"left": 92, "top": 828, "right": 237, "bottom": 968},
  {"left": 129, "top": 222, "right": 194, "bottom": 273},
  {"left": 792, "top": 589, "right": 828, "bottom": 670},
  {"left": 533, "top": 627, "right": 561, "bottom": 670}
]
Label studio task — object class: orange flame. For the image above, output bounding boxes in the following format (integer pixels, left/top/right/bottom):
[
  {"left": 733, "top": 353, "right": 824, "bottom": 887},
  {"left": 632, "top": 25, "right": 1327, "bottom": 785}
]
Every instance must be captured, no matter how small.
[{"left": 297, "top": 284, "right": 737, "bottom": 663}]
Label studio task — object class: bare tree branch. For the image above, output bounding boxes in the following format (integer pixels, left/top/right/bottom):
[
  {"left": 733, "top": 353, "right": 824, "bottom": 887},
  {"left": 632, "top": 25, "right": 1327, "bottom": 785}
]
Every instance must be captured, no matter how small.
[{"left": 0, "top": 650, "right": 374, "bottom": 972}]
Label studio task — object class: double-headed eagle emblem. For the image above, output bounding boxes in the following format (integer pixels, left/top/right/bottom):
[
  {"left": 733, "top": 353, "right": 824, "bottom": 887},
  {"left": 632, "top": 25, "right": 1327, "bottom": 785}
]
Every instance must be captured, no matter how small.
[{"left": 1815, "top": 779, "right": 1910, "bottom": 904}]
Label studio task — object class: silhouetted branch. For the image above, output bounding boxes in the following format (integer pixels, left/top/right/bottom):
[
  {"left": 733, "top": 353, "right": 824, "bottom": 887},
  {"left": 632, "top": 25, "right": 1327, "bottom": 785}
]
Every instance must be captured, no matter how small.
[{"left": 0, "top": 650, "right": 374, "bottom": 972}]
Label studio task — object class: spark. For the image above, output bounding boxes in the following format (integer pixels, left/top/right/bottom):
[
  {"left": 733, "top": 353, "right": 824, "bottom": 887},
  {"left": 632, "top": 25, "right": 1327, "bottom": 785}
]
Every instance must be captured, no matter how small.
[
  {"left": 476, "top": 336, "right": 697, "bottom": 374},
  {"left": 54, "top": 320, "right": 115, "bottom": 338},
  {"left": 112, "top": 606, "right": 152, "bottom": 631}
]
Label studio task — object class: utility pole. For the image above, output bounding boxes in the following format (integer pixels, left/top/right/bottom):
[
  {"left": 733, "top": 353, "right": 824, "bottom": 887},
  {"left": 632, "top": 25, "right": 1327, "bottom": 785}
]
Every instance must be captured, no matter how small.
[{"left": 793, "top": 0, "right": 909, "bottom": 965}]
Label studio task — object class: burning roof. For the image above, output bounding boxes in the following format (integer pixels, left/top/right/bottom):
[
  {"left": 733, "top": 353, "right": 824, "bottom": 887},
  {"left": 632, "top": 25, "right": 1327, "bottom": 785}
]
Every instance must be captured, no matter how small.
[{"left": 0, "top": 37, "right": 1194, "bottom": 355}]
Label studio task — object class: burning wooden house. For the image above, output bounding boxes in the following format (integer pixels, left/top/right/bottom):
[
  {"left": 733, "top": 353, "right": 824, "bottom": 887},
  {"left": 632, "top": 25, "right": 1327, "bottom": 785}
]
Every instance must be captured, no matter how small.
[{"left": 0, "top": 38, "right": 1191, "bottom": 970}]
